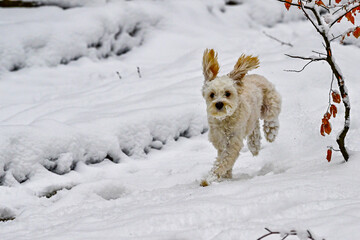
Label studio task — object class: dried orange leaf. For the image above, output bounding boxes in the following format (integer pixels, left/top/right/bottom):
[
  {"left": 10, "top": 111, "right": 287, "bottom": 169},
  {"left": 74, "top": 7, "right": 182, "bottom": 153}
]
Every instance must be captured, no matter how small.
[
  {"left": 323, "top": 112, "right": 331, "bottom": 120},
  {"left": 332, "top": 91, "right": 341, "bottom": 103},
  {"left": 345, "top": 11, "right": 355, "bottom": 25},
  {"left": 326, "top": 149, "right": 332, "bottom": 162},
  {"left": 316, "top": 0, "right": 325, "bottom": 6},
  {"left": 285, "top": 0, "right": 292, "bottom": 10},
  {"left": 320, "top": 124, "right": 325, "bottom": 136},
  {"left": 330, "top": 104, "right": 337, "bottom": 118},
  {"left": 324, "top": 122, "right": 332, "bottom": 135},
  {"left": 353, "top": 27, "right": 360, "bottom": 39}
]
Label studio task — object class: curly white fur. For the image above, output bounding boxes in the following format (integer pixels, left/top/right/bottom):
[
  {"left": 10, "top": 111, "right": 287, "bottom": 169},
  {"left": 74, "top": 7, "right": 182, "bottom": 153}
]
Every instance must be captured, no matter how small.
[{"left": 200, "top": 49, "right": 281, "bottom": 187}]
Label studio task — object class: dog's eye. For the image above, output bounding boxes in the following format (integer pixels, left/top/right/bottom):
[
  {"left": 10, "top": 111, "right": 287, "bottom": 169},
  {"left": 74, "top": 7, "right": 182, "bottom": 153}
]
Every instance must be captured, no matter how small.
[
  {"left": 225, "top": 91, "right": 231, "bottom": 97},
  {"left": 210, "top": 92, "right": 215, "bottom": 98}
]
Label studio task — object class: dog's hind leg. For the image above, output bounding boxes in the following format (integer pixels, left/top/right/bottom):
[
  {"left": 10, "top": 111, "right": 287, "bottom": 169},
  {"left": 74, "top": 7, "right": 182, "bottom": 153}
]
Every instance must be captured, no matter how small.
[
  {"left": 247, "top": 120, "right": 261, "bottom": 156},
  {"left": 261, "top": 84, "right": 281, "bottom": 143},
  {"left": 263, "top": 119, "right": 279, "bottom": 142}
]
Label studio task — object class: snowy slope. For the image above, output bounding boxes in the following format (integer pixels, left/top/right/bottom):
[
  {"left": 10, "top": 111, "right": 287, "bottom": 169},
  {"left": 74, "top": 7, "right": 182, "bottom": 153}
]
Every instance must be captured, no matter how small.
[{"left": 1, "top": 0, "right": 360, "bottom": 239}]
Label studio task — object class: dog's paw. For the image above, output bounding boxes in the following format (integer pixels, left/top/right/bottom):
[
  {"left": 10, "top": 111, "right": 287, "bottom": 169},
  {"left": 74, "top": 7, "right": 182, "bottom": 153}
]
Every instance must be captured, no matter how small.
[
  {"left": 263, "top": 120, "right": 279, "bottom": 142},
  {"left": 200, "top": 173, "right": 219, "bottom": 187},
  {"left": 222, "top": 169, "right": 233, "bottom": 179},
  {"left": 200, "top": 179, "right": 209, "bottom": 187}
]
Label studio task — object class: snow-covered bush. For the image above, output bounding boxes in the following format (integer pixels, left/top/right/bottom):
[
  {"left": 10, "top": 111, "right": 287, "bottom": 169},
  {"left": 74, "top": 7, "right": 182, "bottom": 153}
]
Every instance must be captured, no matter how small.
[{"left": 278, "top": 0, "right": 360, "bottom": 161}]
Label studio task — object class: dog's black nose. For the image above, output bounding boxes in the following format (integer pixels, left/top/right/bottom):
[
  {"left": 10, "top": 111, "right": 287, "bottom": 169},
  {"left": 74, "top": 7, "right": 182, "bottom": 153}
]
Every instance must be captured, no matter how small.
[{"left": 215, "top": 102, "right": 224, "bottom": 110}]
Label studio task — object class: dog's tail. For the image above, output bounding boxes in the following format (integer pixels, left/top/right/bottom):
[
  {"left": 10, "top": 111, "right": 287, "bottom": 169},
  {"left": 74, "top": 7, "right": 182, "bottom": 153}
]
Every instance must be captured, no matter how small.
[{"left": 228, "top": 54, "right": 259, "bottom": 81}]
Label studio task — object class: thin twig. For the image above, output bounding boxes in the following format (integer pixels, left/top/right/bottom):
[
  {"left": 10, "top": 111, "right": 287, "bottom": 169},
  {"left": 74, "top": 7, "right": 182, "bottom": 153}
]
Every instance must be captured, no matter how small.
[
  {"left": 299, "top": 1, "right": 323, "bottom": 35},
  {"left": 137, "top": 66, "right": 142, "bottom": 78},
  {"left": 281, "top": 233, "right": 289, "bottom": 240},
  {"left": 285, "top": 60, "right": 314, "bottom": 72},
  {"left": 284, "top": 54, "right": 326, "bottom": 72},
  {"left": 328, "top": 146, "right": 341, "bottom": 152},
  {"left": 116, "top": 71, "right": 122, "bottom": 79},
  {"left": 312, "top": 50, "right": 327, "bottom": 56},
  {"left": 257, "top": 228, "right": 326, "bottom": 240},
  {"left": 330, "top": 34, "right": 342, "bottom": 42},
  {"left": 263, "top": 31, "right": 293, "bottom": 47},
  {"left": 326, "top": 73, "right": 335, "bottom": 112},
  {"left": 285, "top": 54, "right": 326, "bottom": 61}
]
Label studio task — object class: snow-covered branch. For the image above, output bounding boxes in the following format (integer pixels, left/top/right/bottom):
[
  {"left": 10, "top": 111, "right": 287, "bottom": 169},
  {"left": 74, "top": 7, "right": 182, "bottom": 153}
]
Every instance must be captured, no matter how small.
[
  {"left": 329, "top": 2, "right": 360, "bottom": 27},
  {"left": 278, "top": 0, "right": 354, "bottom": 162},
  {"left": 285, "top": 54, "right": 327, "bottom": 61},
  {"left": 284, "top": 54, "right": 326, "bottom": 72}
]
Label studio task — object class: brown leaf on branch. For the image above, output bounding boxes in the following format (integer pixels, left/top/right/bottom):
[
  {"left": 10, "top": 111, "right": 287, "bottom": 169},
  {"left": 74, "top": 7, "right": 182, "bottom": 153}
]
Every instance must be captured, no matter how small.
[
  {"left": 335, "top": 0, "right": 341, "bottom": 3},
  {"left": 324, "top": 122, "right": 332, "bottom": 135},
  {"left": 323, "top": 112, "right": 331, "bottom": 120},
  {"left": 320, "top": 124, "right": 325, "bottom": 136},
  {"left": 326, "top": 149, "right": 332, "bottom": 162},
  {"left": 354, "top": 27, "right": 360, "bottom": 38},
  {"left": 330, "top": 104, "right": 337, "bottom": 118},
  {"left": 315, "top": 0, "right": 325, "bottom": 6},
  {"left": 285, "top": 0, "right": 292, "bottom": 10},
  {"left": 332, "top": 91, "right": 341, "bottom": 103},
  {"left": 321, "top": 117, "right": 332, "bottom": 135},
  {"left": 345, "top": 11, "right": 355, "bottom": 24},
  {"left": 321, "top": 116, "right": 332, "bottom": 136}
]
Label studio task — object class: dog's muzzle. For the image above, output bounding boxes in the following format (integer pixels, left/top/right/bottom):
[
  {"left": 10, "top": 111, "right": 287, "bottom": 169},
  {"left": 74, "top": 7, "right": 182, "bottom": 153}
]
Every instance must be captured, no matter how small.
[{"left": 215, "top": 102, "right": 224, "bottom": 110}]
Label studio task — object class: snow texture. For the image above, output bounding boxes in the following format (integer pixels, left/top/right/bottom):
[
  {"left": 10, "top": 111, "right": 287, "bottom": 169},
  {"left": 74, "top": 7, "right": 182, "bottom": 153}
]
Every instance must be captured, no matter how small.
[
  {"left": 0, "top": 1, "right": 159, "bottom": 72},
  {"left": 1, "top": 0, "right": 360, "bottom": 239}
]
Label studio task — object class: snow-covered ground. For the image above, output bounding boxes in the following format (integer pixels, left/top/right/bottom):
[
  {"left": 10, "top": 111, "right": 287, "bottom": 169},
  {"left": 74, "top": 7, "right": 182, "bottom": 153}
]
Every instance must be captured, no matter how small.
[{"left": 1, "top": 0, "right": 360, "bottom": 239}]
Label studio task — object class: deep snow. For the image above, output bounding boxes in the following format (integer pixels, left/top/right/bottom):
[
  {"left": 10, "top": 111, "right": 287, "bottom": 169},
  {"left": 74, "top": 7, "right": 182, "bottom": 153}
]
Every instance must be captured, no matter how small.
[{"left": 1, "top": 0, "right": 360, "bottom": 239}]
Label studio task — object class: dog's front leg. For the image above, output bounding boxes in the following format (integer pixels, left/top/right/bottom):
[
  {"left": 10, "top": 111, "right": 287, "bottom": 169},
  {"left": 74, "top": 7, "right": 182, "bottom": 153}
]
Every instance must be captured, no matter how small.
[
  {"left": 211, "top": 137, "right": 243, "bottom": 178},
  {"left": 201, "top": 135, "right": 243, "bottom": 186}
]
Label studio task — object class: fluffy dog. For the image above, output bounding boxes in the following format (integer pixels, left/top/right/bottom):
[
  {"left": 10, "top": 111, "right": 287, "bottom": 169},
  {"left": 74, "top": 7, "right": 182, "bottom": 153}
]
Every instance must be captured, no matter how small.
[{"left": 200, "top": 49, "right": 281, "bottom": 186}]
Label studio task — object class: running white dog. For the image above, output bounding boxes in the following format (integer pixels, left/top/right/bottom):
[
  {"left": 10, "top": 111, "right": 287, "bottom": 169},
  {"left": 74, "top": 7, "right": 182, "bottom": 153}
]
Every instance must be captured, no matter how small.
[{"left": 200, "top": 49, "right": 281, "bottom": 186}]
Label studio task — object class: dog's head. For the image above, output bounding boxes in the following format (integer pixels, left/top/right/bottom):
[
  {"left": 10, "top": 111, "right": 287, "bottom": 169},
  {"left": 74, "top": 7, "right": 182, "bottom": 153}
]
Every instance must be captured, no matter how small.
[{"left": 202, "top": 49, "right": 259, "bottom": 120}]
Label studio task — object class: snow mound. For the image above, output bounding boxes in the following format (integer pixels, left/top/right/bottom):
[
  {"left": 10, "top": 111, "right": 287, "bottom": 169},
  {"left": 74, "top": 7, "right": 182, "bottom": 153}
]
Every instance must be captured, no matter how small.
[
  {"left": 1, "top": 0, "right": 360, "bottom": 239},
  {"left": 0, "top": 1, "right": 159, "bottom": 72},
  {"left": 246, "top": 0, "right": 305, "bottom": 27},
  {"left": 0, "top": 112, "right": 207, "bottom": 186}
]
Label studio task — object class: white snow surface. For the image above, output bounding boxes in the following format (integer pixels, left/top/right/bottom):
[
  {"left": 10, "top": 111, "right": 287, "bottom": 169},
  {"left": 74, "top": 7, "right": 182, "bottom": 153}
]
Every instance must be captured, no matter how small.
[{"left": 1, "top": 0, "right": 360, "bottom": 239}]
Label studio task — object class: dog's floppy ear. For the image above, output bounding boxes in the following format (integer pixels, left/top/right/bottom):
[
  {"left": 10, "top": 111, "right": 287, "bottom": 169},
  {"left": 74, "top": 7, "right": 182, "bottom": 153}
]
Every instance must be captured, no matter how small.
[
  {"left": 202, "top": 49, "right": 219, "bottom": 82},
  {"left": 228, "top": 54, "right": 259, "bottom": 81}
]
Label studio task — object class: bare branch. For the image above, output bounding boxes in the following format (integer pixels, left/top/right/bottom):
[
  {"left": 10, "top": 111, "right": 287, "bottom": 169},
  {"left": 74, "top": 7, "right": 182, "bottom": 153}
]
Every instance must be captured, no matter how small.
[
  {"left": 116, "top": 71, "right": 122, "bottom": 79},
  {"left": 312, "top": 50, "right": 327, "bottom": 56},
  {"left": 285, "top": 54, "right": 326, "bottom": 61},
  {"left": 327, "top": 73, "right": 335, "bottom": 111},
  {"left": 328, "top": 145, "right": 341, "bottom": 152},
  {"left": 263, "top": 31, "right": 293, "bottom": 47},
  {"left": 285, "top": 60, "right": 314, "bottom": 72},
  {"left": 257, "top": 228, "right": 326, "bottom": 240},
  {"left": 284, "top": 52, "right": 326, "bottom": 73},
  {"left": 299, "top": 2, "right": 323, "bottom": 35},
  {"left": 276, "top": 0, "right": 303, "bottom": 8},
  {"left": 137, "top": 66, "right": 142, "bottom": 78},
  {"left": 330, "top": 33, "right": 343, "bottom": 42}
]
